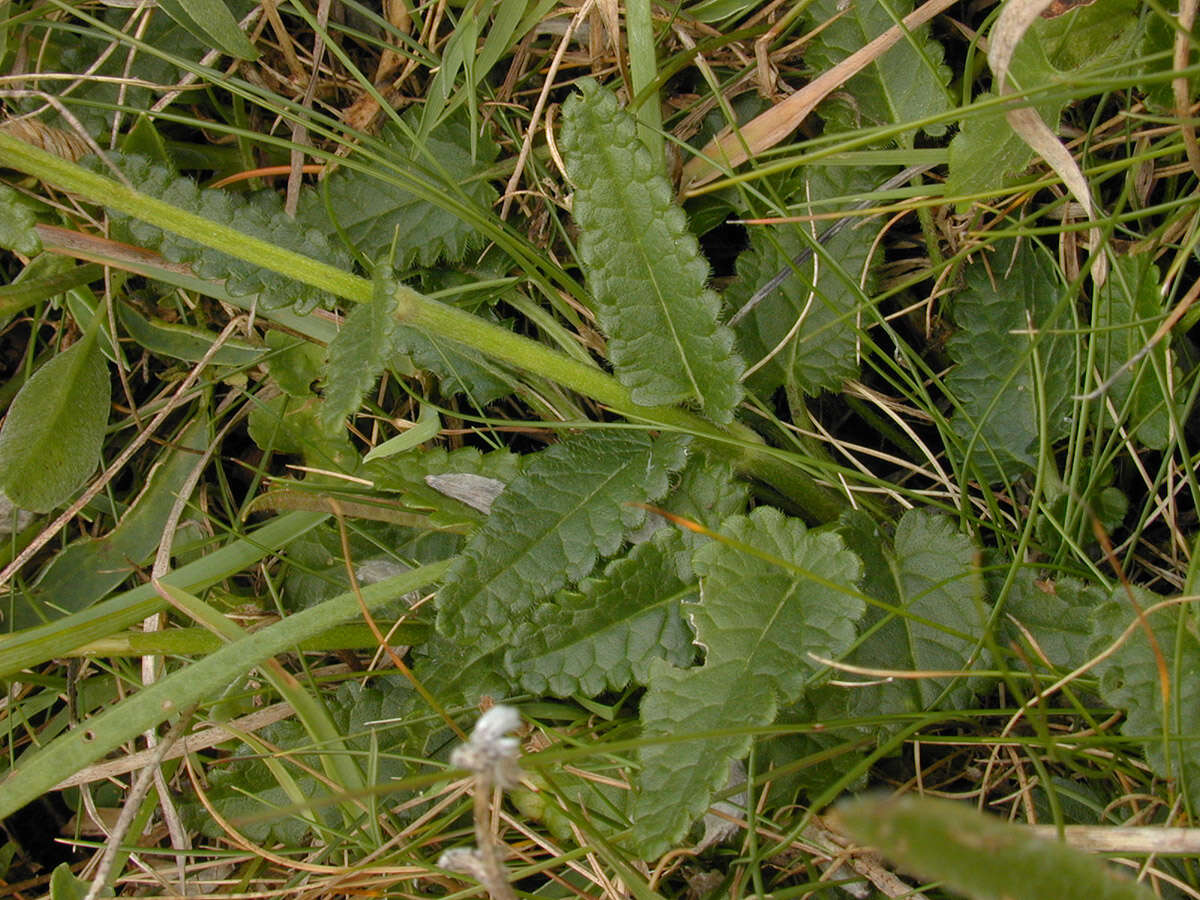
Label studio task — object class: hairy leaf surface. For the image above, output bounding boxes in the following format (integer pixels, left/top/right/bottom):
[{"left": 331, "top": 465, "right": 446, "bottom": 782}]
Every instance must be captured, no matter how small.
[
  {"left": 993, "top": 566, "right": 1100, "bottom": 675},
  {"left": 320, "top": 270, "right": 400, "bottom": 430},
  {"left": 435, "top": 431, "right": 689, "bottom": 641},
  {"left": 805, "top": 0, "right": 951, "bottom": 140},
  {"left": 729, "top": 166, "right": 883, "bottom": 395},
  {"left": 838, "top": 793, "right": 1155, "bottom": 900},
  {"left": 946, "top": 245, "right": 1073, "bottom": 483},
  {"left": 1091, "top": 593, "right": 1200, "bottom": 798},
  {"left": 504, "top": 531, "right": 697, "bottom": 696},
  {"left": 561, "top": 79, "right": 742, "bottom": 419},
  {"left": 633, "top": 659, "right": 776, "bottom": 859},
  {"left": 840, "top": 509, "right": 986, "bottom": 725},
  {"left": 632, "top": 507, "right": 864, "bottom": 856},
  {"left": 94, "top": 154, "right": 350, "bottom": 313},
  {"left": 312, "top": 113, "right": 497, "bottom": 270}
]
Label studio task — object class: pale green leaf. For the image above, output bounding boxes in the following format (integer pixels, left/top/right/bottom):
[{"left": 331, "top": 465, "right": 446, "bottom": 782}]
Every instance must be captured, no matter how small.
[
  {"left": 320, "top": 270, "right": 400, "bottom": 430},
  {"left": 805, "top": 0, "right": 952, "bottom": 141},
  {"left": 504, "top": 531, "right": 698, "bottom": 696},
  {"left": 632, "top": 658, "right": 776, "bottom": 858},
  {"left": 0, "top": 322, "right": 111, "bottom": 512},
  {"left": 116, "top": 302, "right": 262, "bottom": 366},
  {"left": 264, "top": 331, "right": 324, "bottom": 398},
  {"left": 836, "top": 793, "right": 1155, "bottom": 900},
  {"left": 690, "top": 507, "right": 865, "bottom": 699},
  {"left": 946, "top": 245, "right": 1073, "bottom": 483},
  {"left": 560, "top": 79, "right": 743, "bottom": 420},
  {"left": 435, "top": 431, "right": 689, "bottom": 642},
  {"left": 840, "top": 509, "right": 987, "bottom": 725},
  {"left": 363, "top": 403, "right": 440, "bottom": 463},
  {"left": 1091, "top": 592, "right": 1200, "bottom": 799},
  {"left": 728, "top": 166, "right": 884, "bottom": 396}
]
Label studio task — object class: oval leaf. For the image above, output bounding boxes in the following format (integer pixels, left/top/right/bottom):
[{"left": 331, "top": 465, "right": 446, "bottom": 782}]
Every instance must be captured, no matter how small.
[{"left": 0, "top": 323, "right": 111, "bottom": 512}]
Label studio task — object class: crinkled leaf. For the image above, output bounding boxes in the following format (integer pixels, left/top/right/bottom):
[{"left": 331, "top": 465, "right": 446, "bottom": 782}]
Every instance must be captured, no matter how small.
[
  {"left": 0, "top": 323, "right": 110, "bottom": 512},
  {"left": 390, "top": 324, "right": 514, "bottom": 405},
  {"left": 690, "top": 507, "right": 865, "bottom": 699},
  {"left": 805, "top": 0, "right": 951, "bottom": 140},
  {"left": 95, "top": 153, "right": 350, "bottom": 314},
  {"left": 320, "top": 271, "right": 400, "bottom": 429},
  {"left": 946, "top": 246, "right": 1073, "bottom": 483},
  {"left": 435, "top": 431, "right": 689, "bottom": 642},
  {"left": 504, "top": 530, "right": 697, "bottom": 696},
  {"left": 1095, "top": 255, "right": 1177, "bottom": 449},
  {"left": 246, "top": 394, "right": 356, "bottom": 470},
  {"left": 993, "top": 564, "right": 1102, "bottom": 675},
  {"left": 1091, "top": 592, "right": 1200, "bottom": 798},
  {"left": 655, "top": 453, "right": 749, "bottom": 580},
  {"left": 837, "top": 793, "right": 1156, "bottom": 900},
  {"left": 561, "top": 79, "right": 742, "bottom": 420},
  {"left": 840, "top": 509, "right": 987, "bottom": 726},
  {"left": 729, "top": 166, "right": 884, "bottom": 395},
  {"left": 631, "top": 507, "right": 864, "bottom": 856},
  {"left": 632, "top": 658, "right": 775, "bottom": 858},
  {"left": 313, "top": 113, "right": 497, "bottom": 270}
]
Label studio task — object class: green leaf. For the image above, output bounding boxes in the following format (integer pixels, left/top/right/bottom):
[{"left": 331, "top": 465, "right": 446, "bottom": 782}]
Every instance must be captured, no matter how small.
[
  {"left": 0, "top": 321, "right": 111, "bottom": 512},
  {"left": 50, "top": 862, "right": 110, "bottom": 900},
  {"left": 946, "top": 245, "right": 1073, "bottom": 483},
  {"left": 95, "top": 153, "right": 350, "bottom": 314},
  {"left": 435, "top": 431, "right": 689, "bottom": 642},
  {"left": 0, "top": 560, "right": 450, "bottom": 820},
  {"left": 994, "top": 566, "right": 1101, "bottom": 675},
  {"left": 836, "top": 793, "right": 1156, "bottom": 900},
  {"left": 116, "top": 302, "right": 263, "bottom": 366},
  {"left": 390, "top": 323, "right": 515, "bottom": 404},
  {"left": 632, "top": 658, "right": 775, "bottom": 858},
  {"left": 363, "top": 403, "right": 440, "bottom": 463},
  {"left": 0, "top": 183, "right": 41, "bottom": 256},
  {"left": 1095, "top": 254, "right": 1177, "bottom": 450},
  {"left": 320, "top": 270, "right": 401, "bottom": 430},
  {"left": 504, "top": 530, "right": 698, "bottom": 696},
  {"left": 155, "top": 0, "right": 259, "bottom": 60},
  {"left": 728, "top": 166, "right": 884, "bottom": 396},
  {"left": 691, "top": 507, "right": 865, "bottom": 699},
  {"left": 13, "top": 413, "right": 209, "bottom": 629},
  {"left": 1091, "top": 592, "right": 1200, "bottom": 799},
  {"left": 839, "top": 509, "right": 987, "bottom": 726},
  {"left": 313, "top": 113, "right": 497, "bottom": 270},
  {"left": 804, "top": 0, "right": 952, "bottom": 141},
  {"left": 265, "top": 331, "right": 325, "bottom": 398},
  {"left": 948, "top": 4, "right": 1140, "bottom": 201},
  {"left": 246, "top": 394, "right": 356, "bottom": 470},
  {"left": 630, "top": 507, "right": 864, "bottom": 856},
  {"left": 560, "top": 78, "right": 743, "bottom": 420},
  {"left": 365, "top": 444, "right": 521, "bottom": 528}
]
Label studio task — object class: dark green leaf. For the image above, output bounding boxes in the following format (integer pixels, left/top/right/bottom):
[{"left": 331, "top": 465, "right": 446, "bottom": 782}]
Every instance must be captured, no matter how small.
[
  {"left": 946, "top": 245, "right": 1073, "bottom": 483},
  {"left": 504, "top": 531, "right": 698, "bottom": 696},
  {"left": 156, "top": 0, "right": 258, "bottom": 60},
  {"left": 0, "top": 183, "right": 41, "bottom": 256},
  {"left": 320, "top": 270, "right": 401, "bottom": 429},
  {"left": 435, "top": 431, "right": 689, "bottom": 642},
  {"left": 805, "top": 0, "right": 952, "bottom": 141}
]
